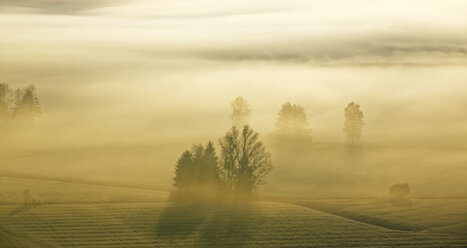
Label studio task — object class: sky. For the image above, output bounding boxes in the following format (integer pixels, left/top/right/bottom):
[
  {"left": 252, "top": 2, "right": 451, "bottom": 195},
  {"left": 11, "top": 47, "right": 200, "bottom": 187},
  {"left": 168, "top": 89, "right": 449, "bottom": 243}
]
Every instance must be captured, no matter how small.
[{"left": 1, "top": 0, "right": 467, "bottom": 146}]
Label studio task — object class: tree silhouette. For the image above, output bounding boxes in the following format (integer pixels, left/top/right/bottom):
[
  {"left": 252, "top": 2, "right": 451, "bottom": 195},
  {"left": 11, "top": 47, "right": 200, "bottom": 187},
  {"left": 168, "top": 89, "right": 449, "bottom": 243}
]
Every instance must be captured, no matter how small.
[
  {"left": 230, "top": 96, "right": 251, "bottom": 128},
  {"left": 271, "top": 102, "right": 312, "bottom": 146},
  {"left": 173, "top": 150, "right": 194, "bottom": 189},
  {"left": 202, "top": 141, "right": 221, "bottom": 185},
  {"left": 173, "top": 142, "right": 221, "bottom": 192},
  {"left": 344, "top": 101, "right": 365, "bottom": 145},
  {"left": 219, "top": 127, "right": 239, "bottom": 190},
  {"left": 220, "top": 125, "right": 272, "bottom": 195},
  {"left": 0, "top": 83, "right": 13, "bottom": 126},
  {"left": 14, "top": 85, "right": 41, "bottom": 125}
]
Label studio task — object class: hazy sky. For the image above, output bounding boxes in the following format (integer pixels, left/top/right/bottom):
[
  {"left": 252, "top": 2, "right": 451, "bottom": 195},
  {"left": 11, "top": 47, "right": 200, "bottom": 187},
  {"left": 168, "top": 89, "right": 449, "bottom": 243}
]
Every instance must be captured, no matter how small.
[{"left": 1, "top": 0, "right": 467, "bottom": 145}]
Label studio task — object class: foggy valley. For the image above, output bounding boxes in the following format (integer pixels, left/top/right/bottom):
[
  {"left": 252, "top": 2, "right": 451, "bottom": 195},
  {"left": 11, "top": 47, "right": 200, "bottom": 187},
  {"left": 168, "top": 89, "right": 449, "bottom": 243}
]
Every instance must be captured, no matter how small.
[{"left": 1, "top": 0, "right": 467, "bottom": 247}]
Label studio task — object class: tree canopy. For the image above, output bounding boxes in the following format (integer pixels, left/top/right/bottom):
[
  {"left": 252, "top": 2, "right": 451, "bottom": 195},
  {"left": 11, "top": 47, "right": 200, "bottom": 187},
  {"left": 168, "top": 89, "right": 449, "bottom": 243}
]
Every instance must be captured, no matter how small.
[
  {"left": 0, "top": 83, "right": 13, "bottom": 125},
  {"left": 173, "top": 141, "right": 221, "bottom": 192},
  {"left": 230, "top": 96, "right": 251, "bottom": 128},
  {"left": 0, "top": 83, "right": 41, "bottom": 127},
  {"left": 271, "top": 102, "right": 312, "bottom": 146},
  {"left": 14, "top": 85, "right": 41, "bottom": 124},
  {"left": 173, "top": 126, "right": 273, "bottom": 198},
  {"left": 343, "top": 101, "right": 365, "bottom": 144},
  {"left": 219, "top": 125, "right": 272, "bottom": 195}
]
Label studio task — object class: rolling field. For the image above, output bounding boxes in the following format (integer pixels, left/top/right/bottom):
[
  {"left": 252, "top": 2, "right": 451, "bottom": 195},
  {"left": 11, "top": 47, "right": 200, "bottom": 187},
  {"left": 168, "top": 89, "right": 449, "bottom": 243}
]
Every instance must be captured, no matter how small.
[
  {"left": 2, "top": 201, "right": 467, "bottom": 248},
  {"left": 1, "top": 177, "right": 467, "bottom": 247},
  {"left": 0, "top": 176, "right": 168, "bottom": 204},
  {"left": 291, "top": 198, "right": 467, "bottom": 236}
]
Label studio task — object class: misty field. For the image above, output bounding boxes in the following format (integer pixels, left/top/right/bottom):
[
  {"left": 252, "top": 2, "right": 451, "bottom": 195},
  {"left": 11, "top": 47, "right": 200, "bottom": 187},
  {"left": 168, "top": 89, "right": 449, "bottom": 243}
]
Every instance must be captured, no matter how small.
[
  {"left": 2, "top": 143, "right": 467, "bottom": 198},
  {"left": 1, "top": 176, "right": 467, "bottom": 248},
  {"left": 2, "top": 0, "right": 467, "bottom": 247}
]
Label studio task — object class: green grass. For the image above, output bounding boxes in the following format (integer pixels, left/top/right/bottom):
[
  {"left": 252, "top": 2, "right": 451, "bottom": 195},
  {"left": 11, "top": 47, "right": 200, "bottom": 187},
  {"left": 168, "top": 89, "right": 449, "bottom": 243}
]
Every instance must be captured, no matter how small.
[
  {"left": 1, "top": 177, "right": 467, "bottom": 247},
  {"left": 2, "top": 201, "right": 466, "bottom": 248},
  {"left": 0, "top": 176, "right": 168, "bottom": 204},
  {"left": 1, "top": 225, "right": 58, "bottom": 248},
  {"left": 291, "top": 198, "right": 467, "bottom": 236}
]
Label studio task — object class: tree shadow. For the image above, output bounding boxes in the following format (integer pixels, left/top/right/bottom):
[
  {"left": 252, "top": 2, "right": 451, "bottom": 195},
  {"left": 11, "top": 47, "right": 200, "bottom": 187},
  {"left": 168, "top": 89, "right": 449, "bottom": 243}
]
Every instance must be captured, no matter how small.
[
  {"left": 155, "top": 201, "right": 262, "bottom": 247},
  {"left": 156, "top": 202, "right": 212, "bottom": 238},
  {"left": 196, "top": 202, "right": 262, "bottom": 247}
]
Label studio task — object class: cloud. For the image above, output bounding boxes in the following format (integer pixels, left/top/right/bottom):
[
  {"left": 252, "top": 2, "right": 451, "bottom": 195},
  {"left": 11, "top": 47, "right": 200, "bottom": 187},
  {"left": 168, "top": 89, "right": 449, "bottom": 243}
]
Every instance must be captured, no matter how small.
[
  {"left": 0, "top": 0, "right": 466, "bottom": 66},
  {"left": 0, "top": 0, "right": 129, "bottom": 13}
]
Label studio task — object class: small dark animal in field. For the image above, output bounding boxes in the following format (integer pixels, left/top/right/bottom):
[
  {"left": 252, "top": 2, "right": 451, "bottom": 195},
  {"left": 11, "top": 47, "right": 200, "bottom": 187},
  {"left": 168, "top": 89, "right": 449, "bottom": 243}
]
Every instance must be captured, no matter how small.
[{"left": 389, "top": 183, "right": 410, "bottom": 198}]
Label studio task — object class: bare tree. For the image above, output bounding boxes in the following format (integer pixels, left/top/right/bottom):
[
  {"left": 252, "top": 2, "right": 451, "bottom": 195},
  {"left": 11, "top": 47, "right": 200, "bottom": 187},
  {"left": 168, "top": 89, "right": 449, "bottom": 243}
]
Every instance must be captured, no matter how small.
[
  {"left": 344, "top": 101, "right": 365, "bottom": 144},
  {"left": 230, "top": 96, "right": 252, "bottom": 128},
  {"left": 220, "top": 125, "right": 272, "bottom": 195}
]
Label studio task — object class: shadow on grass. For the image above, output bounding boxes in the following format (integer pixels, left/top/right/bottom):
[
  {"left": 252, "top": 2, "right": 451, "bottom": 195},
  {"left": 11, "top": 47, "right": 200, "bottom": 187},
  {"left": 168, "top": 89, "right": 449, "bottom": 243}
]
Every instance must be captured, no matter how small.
[
  {"left": 156, "top": 201, "right": 262, "bottom": 247},
  {"left": 196, "top": 202, "right": 261, "bottom": 247},
  {"left": 156, "top": 202, "right": 211, "bottom": 238}
]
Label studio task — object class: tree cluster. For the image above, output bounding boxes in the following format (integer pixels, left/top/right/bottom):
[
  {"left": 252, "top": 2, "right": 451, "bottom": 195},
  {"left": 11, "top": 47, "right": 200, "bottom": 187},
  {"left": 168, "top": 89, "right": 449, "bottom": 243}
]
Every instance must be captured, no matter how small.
[
  {"left": 172, "top": 96, "right": 366, "bottom": 200},
  {"left": 173, "top": 125, "right": 272, "bottom": 199},
  {"left": 0, "top": 82, "right": 41, "bottom": 127},
  {"left": 173, "top": 141, "right": 221, "bottom": 191}
]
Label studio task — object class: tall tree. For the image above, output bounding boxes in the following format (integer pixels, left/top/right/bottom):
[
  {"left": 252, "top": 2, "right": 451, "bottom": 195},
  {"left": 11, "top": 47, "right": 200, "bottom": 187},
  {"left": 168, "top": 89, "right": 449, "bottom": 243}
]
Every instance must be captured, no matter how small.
[
  {"left": 14, "top": 85, "right": 41, "bottom": 125},
  {"left": 202, "top": 141, "right": 221, "bottom": 184},
  {"left": 343, "top": 101, "right": 365, "bottom": 144},
  {"left": 173, "top": 150, "right": 194, "bottom": 189},
  {"left": 173, "top": 142, "right": 221, "bottom": 191},
  {"left": 220, "top": 125, "right": 272, "bottom": 195},
  {"left": 230, "top": 96, "right": 252, "bottom": 128},
  {"left": 273, "top": 102, "right": 312, "bottom": 142}
]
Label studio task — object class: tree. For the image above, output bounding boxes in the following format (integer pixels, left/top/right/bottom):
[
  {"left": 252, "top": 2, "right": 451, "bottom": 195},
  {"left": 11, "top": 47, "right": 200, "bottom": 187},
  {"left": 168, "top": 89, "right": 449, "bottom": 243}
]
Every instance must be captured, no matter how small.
[
  {"left": 173, "top": 142, "right": 221, "bottom": 191},
  {"left": 219, "top": 127, "right": 239, "bottom": 189},
  {"left": 173, "top": 150, "right": 194, "bottom": 189},
  {"left": 14, "top": 85, "right": 41, "bottom": 125},
  {"left": 230, "top": 96, "right": 251, "bottom": 128},
  {"left": 343, "top": 101, "right": 365, "bottom": 145},
  {"left": 0, "top": 82, "right": 13, "bottom": 126},
  {"left": 272, "top": 102, "right": 312, "bottom": 144},
  {"left": 202, "top": 141, "right": 221, "bottom": 185},
  {"left": 219, "top": 125, "right": 272, "bottom": 195}
]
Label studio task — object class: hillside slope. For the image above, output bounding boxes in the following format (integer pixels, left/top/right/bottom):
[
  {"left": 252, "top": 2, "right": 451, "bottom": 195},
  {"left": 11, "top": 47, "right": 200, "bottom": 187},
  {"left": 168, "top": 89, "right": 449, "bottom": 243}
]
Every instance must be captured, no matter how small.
[
  {"left": 0, "top": 226, "right": 58, "bottom": 248},
  {"left": 1, "top": 201, "right": 466, "bottom": 248}
]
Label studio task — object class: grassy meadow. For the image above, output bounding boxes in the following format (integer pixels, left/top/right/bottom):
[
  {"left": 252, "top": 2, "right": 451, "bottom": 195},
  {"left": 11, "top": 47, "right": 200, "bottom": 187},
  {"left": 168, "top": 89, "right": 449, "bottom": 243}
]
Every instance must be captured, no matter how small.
[{"left": 1, "top": 176, "right": 467, "bottom": 247}]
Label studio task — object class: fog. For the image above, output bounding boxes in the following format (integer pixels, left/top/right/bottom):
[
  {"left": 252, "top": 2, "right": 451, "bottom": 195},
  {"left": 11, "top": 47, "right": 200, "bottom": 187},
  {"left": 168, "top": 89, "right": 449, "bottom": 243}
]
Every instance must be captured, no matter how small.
[{"left": 1, "top": 0, "right": 467, "bottom": 199}]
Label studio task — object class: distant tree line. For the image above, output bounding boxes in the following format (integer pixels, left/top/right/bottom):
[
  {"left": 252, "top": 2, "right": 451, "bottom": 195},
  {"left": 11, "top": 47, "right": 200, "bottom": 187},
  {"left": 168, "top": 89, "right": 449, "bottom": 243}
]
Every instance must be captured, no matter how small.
[
  {"left": 171, "top": 96, "right": 366, "bottom": 200},
  {"left": 0, "top": 82, "right": 41, "bottom": 128},
  {"left": 269, "top": 99, "right": 365, "bottom": 146}
]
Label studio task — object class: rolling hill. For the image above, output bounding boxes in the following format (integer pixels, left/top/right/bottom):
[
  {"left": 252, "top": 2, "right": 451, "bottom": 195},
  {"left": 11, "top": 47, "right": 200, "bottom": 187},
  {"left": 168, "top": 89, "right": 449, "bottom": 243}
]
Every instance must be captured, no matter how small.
[{"left": 1, "top": 176, "right": 467, "bottom": 247}]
